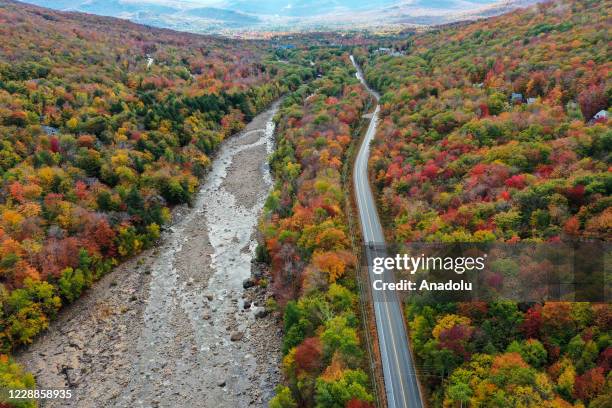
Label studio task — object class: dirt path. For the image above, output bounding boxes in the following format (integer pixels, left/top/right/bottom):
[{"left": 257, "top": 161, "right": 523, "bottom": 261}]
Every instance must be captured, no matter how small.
[{"left": 16, "top": 101, "right": 283, "bottom": 408}]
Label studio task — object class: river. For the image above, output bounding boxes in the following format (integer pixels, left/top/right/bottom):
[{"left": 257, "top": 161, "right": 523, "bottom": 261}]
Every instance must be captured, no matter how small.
[{"left": 17, "top": 101, "right": 283, "bottom": 408}]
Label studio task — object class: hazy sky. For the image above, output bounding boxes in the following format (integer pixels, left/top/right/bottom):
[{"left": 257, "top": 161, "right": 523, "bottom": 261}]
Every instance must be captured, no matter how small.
[{"left": 79, "top": 0, "right": 502, "bottom": 10}]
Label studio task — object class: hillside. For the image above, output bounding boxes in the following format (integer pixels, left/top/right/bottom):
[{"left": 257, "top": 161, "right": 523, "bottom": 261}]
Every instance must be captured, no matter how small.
[
  {"left": 360, "top": 0, "right": 610, "bottom": 243},
  {"left": 356, "top": 0, "right": 611, "bottom": 406},
  {"left": 0, "top": 0, "right": 609, "bottom": 406},
  {"left": 0, "top": 0, "right": 306, "bottom": 370}
]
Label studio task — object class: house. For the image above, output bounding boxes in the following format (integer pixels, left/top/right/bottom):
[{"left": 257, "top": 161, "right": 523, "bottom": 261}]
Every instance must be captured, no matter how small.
[
  {"left": 42, "top": 126, "right": 59, "bottom": 136},
  {"left": 84, "top": 177, "right": 98, "bottom": 187},
  {"left": 511, "top": 93, "right": 524, "bottom": 103},
  {"left": 278, "top": 44, "right": 295, "bottom": 50},
  {"left": 593, "top": 110, "right": 609, "bottom": 121},
  {"left": 527, "top": 98, "right": 537, "bottom": 105},
  {"left": 373, "top": 48, "right": 404, "bottom": 57}
]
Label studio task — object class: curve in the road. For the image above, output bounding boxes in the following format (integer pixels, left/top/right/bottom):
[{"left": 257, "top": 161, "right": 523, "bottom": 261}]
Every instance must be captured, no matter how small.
[{"left": 350, "top": 55, "right": 424, "bottom": 408}]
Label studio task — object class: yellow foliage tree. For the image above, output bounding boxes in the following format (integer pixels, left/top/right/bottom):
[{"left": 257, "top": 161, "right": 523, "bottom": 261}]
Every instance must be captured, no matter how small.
[{"left": 432, "top": 314, "right": 472, "bottom": 340}]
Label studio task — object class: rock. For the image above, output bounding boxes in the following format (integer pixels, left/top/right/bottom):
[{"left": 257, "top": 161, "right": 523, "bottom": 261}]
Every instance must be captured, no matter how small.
[
  {"left": 254, "top": 309, "right": 268, "bottom": 319},
  {"left": 217, "top": 379, "right": 226, "bottom": 387},
  {"left": 206, "top": 294, "right": 214, "bottom": 301},
  {"left": 242, "top": 278, "right": 256, "bottom": 289},
  {"left": 202, "top": 314, "right": 211, "bottom": 320},
  {"left": 61, "top": 366, "right": 78, "bottom": 387},
  {"left": 230, "top": 331, "right": 244, "bottom": 341},
  {"left": 243, "top": 301, "right": 251, "bottom": 309}
]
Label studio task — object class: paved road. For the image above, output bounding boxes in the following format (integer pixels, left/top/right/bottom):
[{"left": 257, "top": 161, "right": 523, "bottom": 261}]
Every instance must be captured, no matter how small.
[{"left": 350, "top": 55, "right": 424, "bottom": 408}]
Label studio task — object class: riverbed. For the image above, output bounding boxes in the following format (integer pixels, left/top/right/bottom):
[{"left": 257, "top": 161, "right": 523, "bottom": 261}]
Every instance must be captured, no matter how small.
[{"left": 17, "top": 101, "right": 283, "bottom": 408}]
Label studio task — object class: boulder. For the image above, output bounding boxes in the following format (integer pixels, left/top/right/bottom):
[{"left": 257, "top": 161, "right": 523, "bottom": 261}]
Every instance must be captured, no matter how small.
[
  {"left": 230, "top": 331, "right": 244, "bottom": 341},
  {"left": 242, "top": 278, "right": 256, "bottom": 289}
]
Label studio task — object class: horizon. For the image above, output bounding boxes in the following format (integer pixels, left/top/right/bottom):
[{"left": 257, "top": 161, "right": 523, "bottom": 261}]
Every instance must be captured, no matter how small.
[{"left": 18, "top": 0, "right": 531, "bottom": 34}]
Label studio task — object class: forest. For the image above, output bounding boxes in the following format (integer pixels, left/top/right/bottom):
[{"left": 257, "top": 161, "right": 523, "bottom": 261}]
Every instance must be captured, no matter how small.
[
  {"left": 0, "top": 0, "right": 313, "bottom": 395},
  {"left": 0, "top": 0, "right": 610, "bottom": 406},
  {"left": 354, "top": 0, "right": 610, "bottom": 406},
  {"left": 261, "top": 49, "right": 376, "bottom": 408}
]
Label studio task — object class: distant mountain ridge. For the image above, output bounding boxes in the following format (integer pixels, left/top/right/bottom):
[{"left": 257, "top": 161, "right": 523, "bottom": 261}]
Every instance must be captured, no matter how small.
[
  {"left": 18, "top": 0, "right": 545, "bottom": 33},
  {"left": 187, "top": 7, "right": 259, "bottom": 23}
]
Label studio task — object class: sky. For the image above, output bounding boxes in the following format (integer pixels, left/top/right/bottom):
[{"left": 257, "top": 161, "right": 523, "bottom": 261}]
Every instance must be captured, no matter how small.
[{"left": 25, "top": 0, "right": 504, "bottom": 14}]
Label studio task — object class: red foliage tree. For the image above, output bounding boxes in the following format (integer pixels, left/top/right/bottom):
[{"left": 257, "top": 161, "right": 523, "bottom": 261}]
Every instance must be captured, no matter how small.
[
  {"left": 597, "top": 347, "right": 612, "bottom": 372},
  {"left": 565, "top": 185, "right": 585, "bottom": 204},
  {"left": 521, "top": 305, "right": 542, "bottom": 339},
  {"left": 438, "top": 324, "right": 474, "bottom": 360},
  {"left": 578, "top": 83, "right": 607, "bottom": 121},
  {"left": 37, "top": 237, "right": 81, "bottom": 278},
  {"left": 457, "top": 302, "right": 488, "bottom": 320},
  {"left": 346, "top": 399, "right": 375, "bottom": 408},
  {"left": 422, "top": 163, "right": 439, "bottom": 179},
  {"left": 81, "top": 215, "right": 116, "bottom": 256},
  {"left": 50, "top": 136, "right": 60, "bottom": 153},
  {"left": 294, "top": 337, "right": 323, "bottom": 374},
  {"left": 564, "top": 216, "right": 581, "bottom": 235},
  {"left": 8, "top": 182, "right": 24, "bottom": 203},
  {"left": 75, "top": 181, "right": 88, "bottom": 200},
  {"left": 505, "top": 174, "right": 526, "bottom": 189},
  {"left": 573, "top": 367, "right": 605, "bottom": 402}
]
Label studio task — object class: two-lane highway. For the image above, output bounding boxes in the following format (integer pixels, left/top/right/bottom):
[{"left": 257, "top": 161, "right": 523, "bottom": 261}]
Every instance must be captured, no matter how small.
[{"left": 350, "top": 55, "right": 424, "bottom": 408}]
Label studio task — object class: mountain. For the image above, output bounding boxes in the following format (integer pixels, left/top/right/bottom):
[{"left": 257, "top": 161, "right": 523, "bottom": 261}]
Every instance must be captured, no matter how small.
[
  {"left": 226, "top": 0, "right": 396, "bottom": 16},
  {"left": 20, "top": 0, "right": 259, "bottom": 32},
  {"left": 22, "top": 0, "right": 179, "bottom": 16},
  {"left": 186, "top": 7, "right": 259, "bottom": 24},
  {"left": 18, "top": 0, "right": 545, "bottom": 34}
]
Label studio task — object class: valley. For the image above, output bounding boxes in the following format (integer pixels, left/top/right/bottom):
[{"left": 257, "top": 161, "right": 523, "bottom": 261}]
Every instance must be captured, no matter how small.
[
  {"left": 16, "top": 102, "right": 282, "bottom": 407},
  {"left": 0, "top": 1, "right": 609, "bottom": 408}
]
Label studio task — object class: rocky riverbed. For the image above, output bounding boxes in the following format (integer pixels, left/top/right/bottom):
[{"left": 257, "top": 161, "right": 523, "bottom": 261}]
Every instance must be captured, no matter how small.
[{"left": 16, "top": 101, "right": 283, "bottom": 408}]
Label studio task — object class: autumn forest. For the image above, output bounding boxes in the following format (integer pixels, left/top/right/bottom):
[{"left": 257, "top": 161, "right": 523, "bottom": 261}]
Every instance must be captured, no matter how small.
[{"left": 0, "top": 0, "right": 610, "bottom": 407}]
